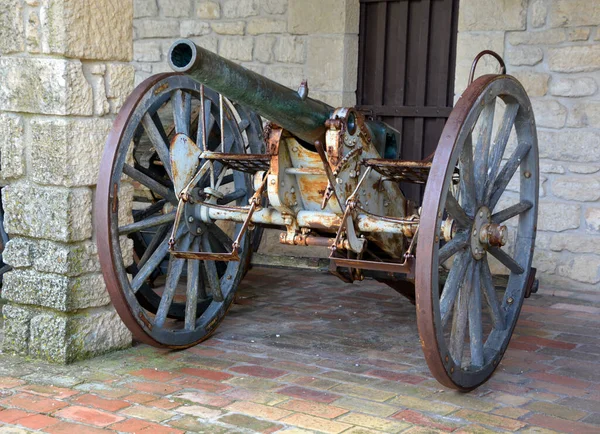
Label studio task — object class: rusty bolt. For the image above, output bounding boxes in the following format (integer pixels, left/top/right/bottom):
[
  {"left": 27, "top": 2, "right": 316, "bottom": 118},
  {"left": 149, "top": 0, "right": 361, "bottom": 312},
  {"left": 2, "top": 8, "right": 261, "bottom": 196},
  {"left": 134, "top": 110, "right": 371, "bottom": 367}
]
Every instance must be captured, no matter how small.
[
  {"left": 270, "top": 179, "right": 276, "bottom": 185},
  {"left": 524, "top": 171, "right": 531, "bottom": 179},
  {"left": 507, "top": 297, "right": 514, "bottom": 304},
  {"left": 188, "top": 216, "right": 194, "bottom": 223}
]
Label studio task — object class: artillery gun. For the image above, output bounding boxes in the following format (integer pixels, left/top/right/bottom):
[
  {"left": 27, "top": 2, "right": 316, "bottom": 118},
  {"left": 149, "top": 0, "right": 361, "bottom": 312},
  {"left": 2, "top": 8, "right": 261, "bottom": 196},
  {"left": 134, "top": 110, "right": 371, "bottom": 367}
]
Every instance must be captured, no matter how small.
[{"left": 96, "top": 40, "right": 539, "bottom": 391}]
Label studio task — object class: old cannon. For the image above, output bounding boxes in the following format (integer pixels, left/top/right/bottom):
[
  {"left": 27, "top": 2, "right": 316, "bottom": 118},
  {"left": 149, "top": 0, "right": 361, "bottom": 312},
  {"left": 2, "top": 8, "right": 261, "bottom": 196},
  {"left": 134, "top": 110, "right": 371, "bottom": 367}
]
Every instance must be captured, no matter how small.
[{"left": 96, "top": 40, "right": 539, "bottom": 391}]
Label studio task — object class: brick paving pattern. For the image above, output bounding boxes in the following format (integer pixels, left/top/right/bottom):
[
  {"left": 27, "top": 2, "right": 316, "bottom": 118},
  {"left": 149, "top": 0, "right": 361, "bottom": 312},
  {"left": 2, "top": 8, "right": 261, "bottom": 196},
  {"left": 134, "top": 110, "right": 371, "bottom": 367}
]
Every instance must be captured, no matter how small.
[{"left": 0, "top": 268, "right": 598, "bottom": 433}]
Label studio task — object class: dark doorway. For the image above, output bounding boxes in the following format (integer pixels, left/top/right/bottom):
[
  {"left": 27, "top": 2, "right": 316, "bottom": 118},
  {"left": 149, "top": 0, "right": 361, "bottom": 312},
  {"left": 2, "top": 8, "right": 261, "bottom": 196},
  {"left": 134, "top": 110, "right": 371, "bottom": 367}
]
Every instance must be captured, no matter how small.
[{"left": 357, "top": 0, "right": 460, "bottom": 202}]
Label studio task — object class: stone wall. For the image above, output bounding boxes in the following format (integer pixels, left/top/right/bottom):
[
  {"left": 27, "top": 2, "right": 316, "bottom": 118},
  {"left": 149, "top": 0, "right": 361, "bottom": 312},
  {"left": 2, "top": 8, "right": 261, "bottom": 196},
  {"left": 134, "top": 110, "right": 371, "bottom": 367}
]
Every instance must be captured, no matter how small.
[
  {"left": 0, "top": 0, "right": 134, "bottom": 362},
  {"left": 456, "top": 0, "right": 600, "bottom": 291}
]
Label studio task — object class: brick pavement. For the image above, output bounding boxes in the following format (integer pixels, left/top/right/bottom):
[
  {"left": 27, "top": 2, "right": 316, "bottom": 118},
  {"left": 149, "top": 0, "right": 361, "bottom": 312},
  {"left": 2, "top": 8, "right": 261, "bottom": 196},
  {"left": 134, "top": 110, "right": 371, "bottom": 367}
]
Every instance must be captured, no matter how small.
[{"left": 0, "top": 268, "right": 598, "bottom": 433}]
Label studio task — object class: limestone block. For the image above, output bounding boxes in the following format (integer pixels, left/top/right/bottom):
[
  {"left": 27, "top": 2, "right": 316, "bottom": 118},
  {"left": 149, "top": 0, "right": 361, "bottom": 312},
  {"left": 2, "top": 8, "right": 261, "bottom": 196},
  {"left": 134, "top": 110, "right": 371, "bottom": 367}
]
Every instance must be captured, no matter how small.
[
  {"left": 307, "top": 35, "right": 358, "bottom": 92},
  {"left": 549, "top": 77, "right": 597, "bottom": 97},
  {"left": 568, "top": 28, "right": 591, "bottom": 41},
  {"left": 510, "top": 72, "right": 549, "bottom": 97},
  {"left": 550, "top": 233, "right": 600, "bottom": 255},
  {"left": 190, "top": 35, "right": 218, "bottom": 53},
  {"left": 196, "top": 1, "right": 220, "bottom": 19},
  {"left": 0, "top": 0, "right": 24, "bottom": 54},
  {"left": 507, "top": 29, "right": 565, "bottom": 46},
  {"left": 568, "top": 102, "right": 600, "bottom": 128},
  {"left": 135, "top": 19, "right": 180, "bottom": 39},
  {"left": 41, "top": 0, "right": 133, "bottom": 61},
  {"left": 538, "top": 130, "right": 600, "bottom": 163},
  {"left": 537, "top": 201, "right": 580, "bottom": 232},
  {"left": 26, "top": 10, "right": 42, "bottom": 53},
  {"left": 223, "top": 0, "right": 259, "bottom": 18},
  {"left": 274, "top": 36, "right": 305, "bottom": 64},
  {"left": 2, "top": 305, "right": 35, "bottom": 356},
  {"left": 30, "top": 118, "right": 112, "bottom": 187},
  {"left": 134, "top": 0, "right": 158, "bottom": 18},
  {"left": 29, "top": 307, "right": 131, "bottom": 363},
  {"left": 247, "top": 18, "right": 287, "bottom": 35},
  {"left": 32, "top": 240, "right": 101, "bottom": 276},
  {"left": 532, "top": 249, "right": 560, "bottom": 274},
  {"left": 549, "top": 0, "right": 600, "bottom": 27},
  {"left": 219, "top": 37, "right": 254, "bottom": 62},
  {"left": 568, "top": 165, "right": 600, "bottom": 174},
  {"left": 585, "top": 207, "right": 600, "bottom": 233},
  {"left": 264, "top": 65, "right": 304, "bottom": 89},
  {"left": 134, "top": 41, "right": 162, "bottom": 62},
  {"left": 3, "top": 239, "right": 33, "bottom": 268},
  {"left": 557, "top": 255, "right": 600, "bottom": 284},
  {"left": 507, "top": 47, "right": 543, "bottom": 66},
  {"left": 87, "top": 64, "right": 110, "bottom": 116},
  {"left": 211, "top": 21, "right": 245, "bottom": 36},
  {"left": 531, "top": 0, "right": 548, "bottom": 28},
  {"left": 458, "top": 0, "right": 526, "bottom": 31},
  {"left": 106, "top": 64, "right": 135, "bottom": 113},
  {"left": 0, "top": 57, "right": 92, "bottom": 116},
  {"left": 3, "top": 182, "right": 93, "bottom": 242},
  {"left": 548, "top": 46, "right": 600, "bottom": 72},
  {"left": 180, "top": 21, "right": 212, "bottom": 37},
  {"left": 289, "top": 0, "right": 359, "bottom": 35},
  {"left": 2, "top": 269, "right": 109, "bottom": 312},
  {"left": 0, "top": 114, "right": 25, "bottom": 182},
  {"left": 159, "top": 0, "right": 190, "bottom": 17},
  {"left": 255, "top": 35, "right": 276, "bottom": 63},
  {"left": 540, "top": 162, "right": 565, "bottom": 174},
  {"left": 455, "top": 32, "right": 504, "bottom": 94},
  {"left": 261, "top": 0, "right": 287, "bottom": 14},
  {"left": 531, "top": 100, "right": 567, "bottom": 129},
  {"left": 552, "top": 176, "right": 600, "bottom": 202}
]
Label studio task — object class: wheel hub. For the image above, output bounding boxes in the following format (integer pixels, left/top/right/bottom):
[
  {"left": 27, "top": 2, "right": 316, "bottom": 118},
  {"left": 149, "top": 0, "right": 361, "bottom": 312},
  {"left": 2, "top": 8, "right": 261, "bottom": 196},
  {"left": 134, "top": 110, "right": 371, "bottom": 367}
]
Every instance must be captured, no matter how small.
[{"left": 470, "top": 206, "right": 507, "bottom": 259}]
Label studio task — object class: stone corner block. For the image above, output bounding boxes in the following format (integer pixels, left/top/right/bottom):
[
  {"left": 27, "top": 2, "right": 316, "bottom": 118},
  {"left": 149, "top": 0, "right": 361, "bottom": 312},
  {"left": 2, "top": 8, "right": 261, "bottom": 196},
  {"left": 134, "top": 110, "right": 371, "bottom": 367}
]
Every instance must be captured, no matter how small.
[
  {"left": 0, "top": 114, "right": 25, "bottom": 181},
  {"left": 0, "top": 0, "right": 24, "bottom": 54},
  {"left": 307, "top": 35, "right": 358, "bottom": 92},
  {"left": 289, "top": 0, "right": 359, "bottom": 35},
  {"left": 3, "top": 182, "right": 93, "bottom": 242},
  {"left": 2, "top": 304, "right": 36, "bottom": 356}
]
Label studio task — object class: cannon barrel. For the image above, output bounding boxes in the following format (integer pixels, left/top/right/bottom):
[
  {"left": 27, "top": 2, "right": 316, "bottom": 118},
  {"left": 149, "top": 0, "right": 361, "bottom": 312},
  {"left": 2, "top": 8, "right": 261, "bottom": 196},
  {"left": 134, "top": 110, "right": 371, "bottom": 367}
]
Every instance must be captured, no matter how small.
[{"left": 168, "top": 39, "right": 333, "bottom": 145}]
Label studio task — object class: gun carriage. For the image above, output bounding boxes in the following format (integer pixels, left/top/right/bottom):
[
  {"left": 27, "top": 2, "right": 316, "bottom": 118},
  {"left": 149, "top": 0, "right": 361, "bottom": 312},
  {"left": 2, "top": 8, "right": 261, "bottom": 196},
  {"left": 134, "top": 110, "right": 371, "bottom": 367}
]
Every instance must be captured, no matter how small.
[{"left": 96, "top": 40, "right": 539, "bottom": 391}]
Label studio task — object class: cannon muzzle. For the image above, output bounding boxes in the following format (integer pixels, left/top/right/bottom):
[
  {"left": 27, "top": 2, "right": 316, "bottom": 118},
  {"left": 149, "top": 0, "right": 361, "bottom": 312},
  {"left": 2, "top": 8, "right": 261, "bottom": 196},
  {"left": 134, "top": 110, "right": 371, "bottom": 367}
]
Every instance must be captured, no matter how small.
[{"left": 168, "top": 39, "right": 333, "bottom": 145}]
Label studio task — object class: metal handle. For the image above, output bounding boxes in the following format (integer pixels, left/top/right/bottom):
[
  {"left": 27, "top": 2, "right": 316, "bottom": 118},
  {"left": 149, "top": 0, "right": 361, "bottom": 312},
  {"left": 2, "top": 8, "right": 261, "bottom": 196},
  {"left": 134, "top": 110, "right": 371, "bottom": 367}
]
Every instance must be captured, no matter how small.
[{"left": 468, "top": 50, "right": 506, "bottom": 86}]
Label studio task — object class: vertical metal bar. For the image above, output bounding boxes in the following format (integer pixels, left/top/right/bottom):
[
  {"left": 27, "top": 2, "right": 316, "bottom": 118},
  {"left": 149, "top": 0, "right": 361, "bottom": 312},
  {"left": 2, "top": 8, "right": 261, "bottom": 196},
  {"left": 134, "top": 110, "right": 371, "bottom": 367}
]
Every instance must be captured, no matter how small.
[
  {"left": 219, "top": 94, "right": 225, "bottom": 151},
  {"left": 199, "top": 84, "right": 207, "bottom": 152}
]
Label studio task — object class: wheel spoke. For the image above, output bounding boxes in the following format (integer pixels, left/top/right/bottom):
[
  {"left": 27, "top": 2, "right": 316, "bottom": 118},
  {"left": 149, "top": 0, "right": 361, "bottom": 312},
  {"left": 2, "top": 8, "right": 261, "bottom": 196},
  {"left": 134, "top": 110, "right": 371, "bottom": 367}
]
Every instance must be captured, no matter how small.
[
  {"left": 492, "top": 201, "right": 532, "bottom": 224},
  {"left": 201, "top": 234, "right": 224, "bottom": 301},
  {"left": 206, "top": 224, "right": 234, "bottom": 251},
  {"left": 473, "top": 102, "right": 495, "bottom": 203},
  {"left": 155, "top": 233, "right": 192, "bottom": 328},
  {"left": 142, "top": 114, "right": 173, "bottom": 179},
  {"left": 449, "top": 259, "right": 475, "bottom": 365},
  {"left": 459, "top": 133, "right": 477, "bottom": 215},
  {"left": 481, "top": 257, "right": 506, "bottom": 330},
  {"left": 133, "top": 199, "right": 167, "bottom": 222},
  {"left": 488, "top": 247, "right": 524, "bottom": 275},
  {"left": 123, "top": 164, "right": 177, "bottom": 204},
  {"left": 119, "top": 212, "right": 175, "bottom": 235},
  {"left": 446, "top": 192, "right": 472, "bottom": 228},
  {"left": 173, "top": 90, "right": 192, "bottom": 136},
  {"left": 440, "top": 250, "right": 470, "bottom": 327},
  {"left": 138, "top": 223, "right": 172, "bottom": 269},
  {"left": 484, "top": 103, "right": 519, "bottom": 203},
  {"left": 131, "top": 235, "right": 170, "bottom": 292},
  {"left": 439, "top": 231, "right": 469, "bottom": 264},
  {"left": 185, "top": 236, "right": 201, "bottom": 331},
  {"left": 197, "top": 99, "right": 213, "bottom": 150},
  {"left": 217, "top": 188, "right": 247, "bottom": 205},
  {"left": 489, "top": 140, "right": 532, "bottom": 210},
  {"left": 469, "top": 261, "right": 484, "bottom": 367}
]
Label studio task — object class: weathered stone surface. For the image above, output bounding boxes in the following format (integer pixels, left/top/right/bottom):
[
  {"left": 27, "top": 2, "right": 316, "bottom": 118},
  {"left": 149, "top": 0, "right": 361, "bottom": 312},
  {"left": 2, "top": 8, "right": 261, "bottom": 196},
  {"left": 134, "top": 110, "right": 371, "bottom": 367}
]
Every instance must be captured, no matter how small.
[
  {"left": 2, "top": 269, "right": 109, "bottom": 312},
  {"left": 190, "top": 35, "right": 218, "bottom": 52},
  {"left": 557, "top": 255, "right": 600, "bottom": 284},
  {"left": 180, "top": 20, "right": 211, "bottom": 37},
  {"left": 0, "top": 0, "right": 24, "bottom": 54},
  {"left": 41, "top": 0, "right": 133, "bottom": 61},
  {"left": 135, "top": 19, "right": 180, "bottom": 39},
  {"left": 219, "top": 37, "right": 254, "bottom": 61},
  {"left": 29, "top": 308, "right": 131, "bottom": 364},
  {"left": 87, "top": 64, "right": 110, "bottom": 116},
  {"left": 458, "top": 0, "right": 526, "bottom": 31},
  {"left": 550, "top": 233, "right": 600, "bottom": 255},
  {"left": 275, "top": 36, "right": 305, "bottom": 64},
  {"left": 531, "top": 0, "right": 548, "bottom": 28},
  {"left": 568, "top": 164, "right": 600, "bottom": 174},
  {"left": 549, "top": 0, "right": 600, "bottom": 27},
  {"left": 30, "top": 118, "right": 112, "bottom": 187},
  {"left": 2, "top": 305, "right": 35, "bottom": 356},
  {"left": 532, "top": 249, "right": 560, "bottom": 274},
  {"left": 3, "top": 182, "right": 93, "bottom": 242},
  {"left": 531, "top": 100, "right": 567, "bottom": 129},
  {"left": 537, "top": 201, "right": 580, "bottom": 232},
  {"left": 540, "top": 162, "right": 565, "bottom": 174},
  {"left": 261, "top": 0, "right": 287, "bottom": 14},
  {"left": 568, "top": 102, "right": 600, "bottom": 128},
  {"left": 26, "top": 10, "right": 42, "bottom": 53},
  {"left": 538, "top": 130, "right": 600, "bottom": 163},
  {"left": 106, "top": 64, "right": 135, "bottom": 113},
  {"left": 210, "top": 21, "right": 245, "bottom": 36},
  {"left": 196, "top": 1, "right": 220, "bottom": 19},
  {"left": 507, "top": 46, "right": 543, "bottom": 66},
  {"left": 568, "top": 27, "right": 591, "bottom": 41},
  {"left": 455, "top": 32, "right": 504, "bottom": 93},
  {"left": 133, "top": 40, "right": 162, "bottom": 61},
  {"left": 254, "top": 35, "right": 276, "bottom": 63},
  {"left": 585, "top": 207, "right": 600, "bottom": 233},
  {"left": 289, "top": 0, "right": 359, "bottom": 35},
  {"left": 507, "top": 29, "right": 565, "bottom": 46},
  {"left": 510, "top": 72, "right": 549, "bottom": 97},
  {"left": 549, "top": 77, "right": 597, "bottom": 97},
  {"left": 0, "top": 57, "right": 92, "bottom": 115},
  {"left": 308, "top": 35, "right": 357, "bottom": 91},
  {"left": 247, "top": 18, "right": 287, "bottom": 35},
  {"left": 548, "top": 46, "right": 600, "bottom": 72},
  {"left": 3, "top": 239, "right": 33, "bottom": 269},
  {"left": 0, "top": 114, "right": 25, "bottom": 181},
  {"left": 223, "top": 0, "right": 259, "bottom": 18},
  {"left": 159, "top": 0, "right": 191, "bottom": 17},
  {"left": 552, "top": 177, "right": 600, "bottom": 202},
  {"left": 134, "top": 0, "right": 158, "bottom": 18},
  {"left": 264, "top": 65, "right": 305, "bottom": 89}
]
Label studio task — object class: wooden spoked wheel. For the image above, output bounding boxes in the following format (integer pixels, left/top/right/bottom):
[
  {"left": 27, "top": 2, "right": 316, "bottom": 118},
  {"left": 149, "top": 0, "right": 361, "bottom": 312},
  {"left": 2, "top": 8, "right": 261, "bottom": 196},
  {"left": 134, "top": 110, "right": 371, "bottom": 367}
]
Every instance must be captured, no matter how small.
[
  {"left": 96, "top": 73, "right": 263, "bottom": 348},
  {"left": 416, "top": 75, "right": 538, "bottom": 391}
]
